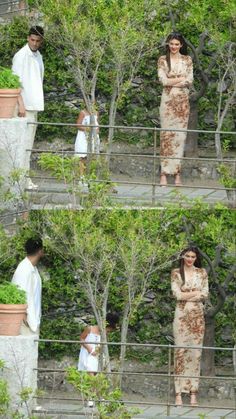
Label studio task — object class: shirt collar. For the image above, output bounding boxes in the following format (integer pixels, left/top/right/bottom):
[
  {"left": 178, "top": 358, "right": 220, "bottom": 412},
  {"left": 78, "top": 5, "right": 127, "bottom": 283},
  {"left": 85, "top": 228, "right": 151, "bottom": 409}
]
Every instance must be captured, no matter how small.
[
  {"left": 26, "top": 43, "right": 40, "bottom": 57},
  {"left": 24, "top": 256, "right": 36, "bottom": 272}
]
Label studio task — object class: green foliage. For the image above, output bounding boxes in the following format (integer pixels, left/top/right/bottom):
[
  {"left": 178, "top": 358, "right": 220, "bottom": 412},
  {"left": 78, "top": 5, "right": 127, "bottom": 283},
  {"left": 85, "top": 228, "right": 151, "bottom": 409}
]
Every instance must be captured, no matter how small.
[
  {"left": 0, "top": 379, "right": 10, "bottom": 416},
  {"left": 0, "top": 205, "right": 234, "bottom": 364},
  {"left": 0, "top": 359, "right": 36, "bottom": 418},
  {"left": 0, "top": 66, "right": 21, "bottom": 89},
  {"left": 0, "top": 3, "right": 235, "bottom": 148},
  {"left": 66, "top": 367, "right": 139, "bottom": 418},
  {"left": 217, "top": 163, "right": 236, "bottom": 188},
  {"left": 38, "top": 152, "right": 114, "bottom": 207},
  {"left": 0, "top": 283, "right": 26, "bottom": 305}
]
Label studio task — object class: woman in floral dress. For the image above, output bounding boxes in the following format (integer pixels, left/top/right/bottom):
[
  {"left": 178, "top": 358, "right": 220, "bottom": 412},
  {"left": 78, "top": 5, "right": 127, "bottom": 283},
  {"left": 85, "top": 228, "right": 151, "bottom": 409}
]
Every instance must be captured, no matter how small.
[
  {"left": 158, "top": 33, "right": 193, "bottom": 186},
  {"left": 171, "top": 246, "right": 209, "bottom": 406}
]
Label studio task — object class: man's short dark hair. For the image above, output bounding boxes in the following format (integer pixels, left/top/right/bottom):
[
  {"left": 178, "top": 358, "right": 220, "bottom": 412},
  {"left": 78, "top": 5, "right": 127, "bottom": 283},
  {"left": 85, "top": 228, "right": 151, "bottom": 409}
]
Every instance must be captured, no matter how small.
[
  {"left": 25, "top": 238, "right": 43, "bottom": 256},
  {"left": 28, "top": 26, "right": 44, "bottom": 38}
]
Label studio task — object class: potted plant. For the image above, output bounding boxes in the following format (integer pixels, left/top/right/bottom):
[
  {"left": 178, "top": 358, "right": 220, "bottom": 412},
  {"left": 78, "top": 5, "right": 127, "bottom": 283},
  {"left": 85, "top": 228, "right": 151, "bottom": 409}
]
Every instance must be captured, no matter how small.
[
  {"left": 0, "top": 282, "right": 27, "bottom": 336},
  {"left": 0, "top": 67, "right": 21, "bottom": 119}
]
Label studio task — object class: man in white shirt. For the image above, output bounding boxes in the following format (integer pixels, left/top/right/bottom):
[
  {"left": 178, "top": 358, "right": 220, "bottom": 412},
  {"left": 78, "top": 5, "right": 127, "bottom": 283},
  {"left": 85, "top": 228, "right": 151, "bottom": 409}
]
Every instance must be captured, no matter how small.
[
  {"left": 12, "top": 238, "right": 43, "bottom": 335},
  {"left": 12, "top": 26, "right": 44, "bottom": 189}
]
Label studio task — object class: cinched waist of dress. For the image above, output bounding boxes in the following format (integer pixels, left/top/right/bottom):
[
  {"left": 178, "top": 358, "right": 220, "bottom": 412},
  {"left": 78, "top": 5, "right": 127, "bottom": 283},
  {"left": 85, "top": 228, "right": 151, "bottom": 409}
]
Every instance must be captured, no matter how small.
[{"left": 176, "top": 300, "right": 202, "bottom": 307}]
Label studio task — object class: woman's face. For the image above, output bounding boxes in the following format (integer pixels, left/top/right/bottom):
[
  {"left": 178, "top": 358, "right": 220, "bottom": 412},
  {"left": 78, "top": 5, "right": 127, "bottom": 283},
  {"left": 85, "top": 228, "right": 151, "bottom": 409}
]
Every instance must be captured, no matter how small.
[
  {"left": 168, "top": 38, "right": 182, "bottom": 55},
  {"left": 183, "top": 251, "right": 197, "bottom": 268}
]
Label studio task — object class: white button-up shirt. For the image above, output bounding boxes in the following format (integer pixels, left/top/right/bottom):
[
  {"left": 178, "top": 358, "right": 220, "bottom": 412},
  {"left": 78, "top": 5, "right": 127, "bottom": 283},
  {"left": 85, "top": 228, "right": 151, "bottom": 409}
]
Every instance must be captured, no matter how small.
[
  {"left": 12, "top": 257, "right": 42, "bottom": 332},
  {"left": 12, "top": 43, "right": 44, "bottom": 111}
]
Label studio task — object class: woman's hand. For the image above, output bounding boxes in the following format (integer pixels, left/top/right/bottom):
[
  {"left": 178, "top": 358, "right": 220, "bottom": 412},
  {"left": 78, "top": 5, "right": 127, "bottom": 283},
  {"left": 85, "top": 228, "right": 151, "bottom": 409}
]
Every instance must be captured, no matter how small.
[
  {"left": 174, "top": 77, "right": 188, "bottom": 87},
  {"left": 189, "top": 292, "right": 202, "bottom": 302},
  {"left": 180, "top": 290, "right": 200, "bottom": 301},
  {"left": 89, "top": 347, "right": 97, "bottom": 356},
  {"left": 175, "top": 81, "right": 186, "bottom": 87}
]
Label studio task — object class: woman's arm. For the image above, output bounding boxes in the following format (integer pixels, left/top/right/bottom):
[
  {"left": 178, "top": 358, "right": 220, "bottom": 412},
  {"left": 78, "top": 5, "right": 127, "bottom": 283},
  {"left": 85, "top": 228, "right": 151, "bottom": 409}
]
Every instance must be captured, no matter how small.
[
  {"left": 80, "top": 327, "right": 95, "bottom": 354},
  {"left": 188, "top": 269, "right": 209, "bottom": 301},
  {"left": 157, "top": 56, "right": 185, "bottom": 87},
  {"left": 76, "top": 111, "right": 87, "bottom": 132},
  {"left": 175, "top": 56, "right": 193, "bottom": 88},
  {"left": 171, "top": 270, "right": 199, "bottom": 301},
  {"left": 199, "top": 269, "right": 209, "bottom": 299}
]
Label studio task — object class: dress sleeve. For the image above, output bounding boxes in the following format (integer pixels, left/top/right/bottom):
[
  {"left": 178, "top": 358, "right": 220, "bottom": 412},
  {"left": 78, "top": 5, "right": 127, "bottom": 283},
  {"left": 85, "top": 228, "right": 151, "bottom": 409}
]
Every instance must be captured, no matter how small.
[
  {"left": 171, "top": 270, "right": 183, "bottom": 301},
  {"left": 199, "top": 269, "right": 209, "bottom": 300},
  {"left": 157, "top": 56, "right": 169, "bottom": 87},
  {"left": 185, "top": 56, "right": 193, "bottom": 87}
]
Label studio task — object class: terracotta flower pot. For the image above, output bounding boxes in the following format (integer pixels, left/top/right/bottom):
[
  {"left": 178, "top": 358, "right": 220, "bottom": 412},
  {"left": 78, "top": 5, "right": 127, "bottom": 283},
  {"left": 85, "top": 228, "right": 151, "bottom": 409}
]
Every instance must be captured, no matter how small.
[
  {"left": 0, "top": 303, "right": 27, "bottom": 336},
  {"left": 0, "top": 88, "right": 21, "bottom": 118}
]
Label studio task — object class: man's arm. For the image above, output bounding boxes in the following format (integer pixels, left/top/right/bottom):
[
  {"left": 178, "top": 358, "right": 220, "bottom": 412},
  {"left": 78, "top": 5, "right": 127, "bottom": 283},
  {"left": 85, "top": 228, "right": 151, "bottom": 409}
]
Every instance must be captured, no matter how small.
[{"left": 12, "top": 52, "right": 26, "bottom": 117}]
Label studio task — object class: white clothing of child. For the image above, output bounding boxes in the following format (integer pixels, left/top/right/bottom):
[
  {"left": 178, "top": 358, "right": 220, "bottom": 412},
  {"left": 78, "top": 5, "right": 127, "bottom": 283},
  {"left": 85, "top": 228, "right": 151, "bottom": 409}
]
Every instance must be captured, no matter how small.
[
  {"left": 78, "top": 327, "right": 101, "bottom": 373},
  {"left": 75, "top": 113, "right": 100, "bottom": 158}
]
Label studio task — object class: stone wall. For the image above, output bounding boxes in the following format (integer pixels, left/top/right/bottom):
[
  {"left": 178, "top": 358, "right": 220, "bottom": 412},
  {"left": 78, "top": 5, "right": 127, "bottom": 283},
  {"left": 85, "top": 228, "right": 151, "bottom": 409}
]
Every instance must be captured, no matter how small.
[
  {"left": 37, "top": 357, "right": 235, "bottom": 401},
  {"left": 0, "top": 335, "right": 39, "bottom": 415}
]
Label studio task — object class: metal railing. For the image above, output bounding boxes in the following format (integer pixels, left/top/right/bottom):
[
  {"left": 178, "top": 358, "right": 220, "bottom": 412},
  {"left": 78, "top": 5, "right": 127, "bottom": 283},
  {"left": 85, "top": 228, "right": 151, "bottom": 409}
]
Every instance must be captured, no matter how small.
[
  {"left": 0, "top": 0, "right": 28, "bottom": 17},
  {"left": 34, "top": 338, "right": 236, "bottom": 417},
  {"left": 26, "top": 121, "right": 236, "bottom": 206}
]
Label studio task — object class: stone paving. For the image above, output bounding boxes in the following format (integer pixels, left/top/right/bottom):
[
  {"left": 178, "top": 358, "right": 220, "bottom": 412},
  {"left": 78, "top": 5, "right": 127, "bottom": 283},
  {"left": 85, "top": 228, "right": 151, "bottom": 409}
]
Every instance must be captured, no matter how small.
[
  {"left": 27, "top": 175, "right": 235, "bottom": 208},
  {"left": 33, "top": 398, "right": 236, "bottom": 418}
]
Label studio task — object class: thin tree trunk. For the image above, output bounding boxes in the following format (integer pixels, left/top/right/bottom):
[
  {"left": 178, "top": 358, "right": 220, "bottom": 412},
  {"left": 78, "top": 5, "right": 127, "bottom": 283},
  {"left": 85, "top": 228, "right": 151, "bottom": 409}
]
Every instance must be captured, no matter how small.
[
  {"left": 215, "top": 88, "right": 236, "bottom": 159},
  {"left": 185, "top": 100, "right": 199, "bottom": 157},
  {"left": 202, "top": 316, "right": 215, "bottom": 376},
  {"left": 118, "top": 304, "right": 130, "bottom": 387},
  {"left": 106, "top": 83, "right": 118, "bottom": 166}
]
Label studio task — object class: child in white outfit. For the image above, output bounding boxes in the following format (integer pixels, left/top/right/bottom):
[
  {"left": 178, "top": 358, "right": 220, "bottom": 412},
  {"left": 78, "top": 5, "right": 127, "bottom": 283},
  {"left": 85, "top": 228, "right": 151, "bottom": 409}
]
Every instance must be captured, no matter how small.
[{"left": 78, "top": 313, "right": 119, "bottom": 375}]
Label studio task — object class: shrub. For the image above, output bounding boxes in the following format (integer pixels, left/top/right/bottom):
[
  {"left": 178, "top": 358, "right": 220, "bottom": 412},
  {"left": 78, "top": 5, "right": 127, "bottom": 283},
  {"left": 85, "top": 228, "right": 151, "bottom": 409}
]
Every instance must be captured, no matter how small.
[
  {"left": 0, "top": 283, "right": 26, "bottom": 305},
  {"left": 0, "top": 67, "right": 21, "bottom": 89}
]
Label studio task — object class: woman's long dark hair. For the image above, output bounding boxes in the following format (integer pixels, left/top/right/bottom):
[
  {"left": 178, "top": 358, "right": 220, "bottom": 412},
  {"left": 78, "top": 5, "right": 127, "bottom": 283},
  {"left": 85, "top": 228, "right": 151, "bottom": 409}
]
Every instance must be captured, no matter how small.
[
  {"left": 179, "top": 246, "right": 202, "bottom": 286},
  {"left": 165, "top": 32, "right": 188, "bottom": 71}
]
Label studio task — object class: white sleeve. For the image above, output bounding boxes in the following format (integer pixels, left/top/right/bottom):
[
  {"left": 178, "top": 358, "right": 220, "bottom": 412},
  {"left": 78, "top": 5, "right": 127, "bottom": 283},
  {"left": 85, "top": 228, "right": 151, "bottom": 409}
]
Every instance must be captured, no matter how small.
[
  {"left": 12, "top": 52, "right": 24, "bottom": 82},
  {"left": 12, "top": 267, "right": 38, "bottom": 332}
]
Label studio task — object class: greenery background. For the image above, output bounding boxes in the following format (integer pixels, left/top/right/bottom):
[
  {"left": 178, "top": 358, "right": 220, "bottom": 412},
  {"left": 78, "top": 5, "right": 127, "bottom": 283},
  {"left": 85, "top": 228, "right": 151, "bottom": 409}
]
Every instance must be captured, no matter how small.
[
  {"left": 0, "top": 205, "right": 235, "bottom": 363},
  {"left": 0, "top": 0, "right": 235, "bottom": 149},
  {"left": 0, "top": 1, "right": 235, "bottom": 363}
]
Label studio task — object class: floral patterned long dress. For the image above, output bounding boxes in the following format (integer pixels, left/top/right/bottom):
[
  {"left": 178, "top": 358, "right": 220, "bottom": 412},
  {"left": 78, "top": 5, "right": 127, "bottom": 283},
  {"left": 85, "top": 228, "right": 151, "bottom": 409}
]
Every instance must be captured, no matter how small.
[
  {"left": 171, "top": 267, "right": 209, "bottom": 394},
  {"left": 158, "top": 55, "right": 193, "bottom": 175}
]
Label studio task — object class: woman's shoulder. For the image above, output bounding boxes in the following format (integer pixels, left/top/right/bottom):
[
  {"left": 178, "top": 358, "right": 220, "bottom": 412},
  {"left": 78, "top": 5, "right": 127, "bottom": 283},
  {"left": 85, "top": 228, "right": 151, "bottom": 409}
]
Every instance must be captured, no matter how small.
[
  {"left": 158, "top": 55, "right": 167, "bottom": 63},
  {"left": 196, "top": 267, "right": 207, "bottom": 275},
  {"left": 90, "top": 325, "right": 100, "bottom": 334},
  {"left": 182, "top": 54, "right": 193, "bottom": 63},
  {"left": 171, "top": 268, "right": 180, "bottom": 276}
]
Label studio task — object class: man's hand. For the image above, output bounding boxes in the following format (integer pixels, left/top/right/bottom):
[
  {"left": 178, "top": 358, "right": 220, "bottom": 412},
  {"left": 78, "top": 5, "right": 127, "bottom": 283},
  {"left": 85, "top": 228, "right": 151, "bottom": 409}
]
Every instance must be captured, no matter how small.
[
  {"left": 18, "top": 95, "right": 26, "bottom": 117},
  {"left": 18, "top": 105, "right": 26, "bottom": 117}
]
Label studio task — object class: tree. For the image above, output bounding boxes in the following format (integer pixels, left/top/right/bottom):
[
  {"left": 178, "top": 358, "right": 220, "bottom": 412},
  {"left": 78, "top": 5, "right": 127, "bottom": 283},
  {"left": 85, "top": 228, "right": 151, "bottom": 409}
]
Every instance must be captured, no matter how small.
[
  {"left": 29, "top": 209, "right": 171, "bottom": 375},
  {"left": 99, "top": 1, "right": 160, "bottom": 153},
  {"left": 215, "top": 42, "right": 236, "bottom": 159},
  {"left": 38, "top": 0, "right": 163, "bottom": 155},
  {"left": 157, "top": 0, "right": 236, "bottom": 156},
  {"left": 0, "top": 204, "right": 235, "bottom": 377}
]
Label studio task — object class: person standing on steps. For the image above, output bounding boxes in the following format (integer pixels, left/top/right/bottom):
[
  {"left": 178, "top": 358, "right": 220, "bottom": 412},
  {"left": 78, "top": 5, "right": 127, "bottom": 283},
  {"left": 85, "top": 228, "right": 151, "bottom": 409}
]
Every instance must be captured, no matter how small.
[
  {"left": 158, "top": 32, "right": 193, "bottom": 187},
  {"left": 12, "top": 26, "right": 45, "bottom": 190},
  {"left": 12, "top": 238, "right": 44, "bottom": 336},
  {"left": 171, "top": 246, "right": 209, "bottom": 407}
]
